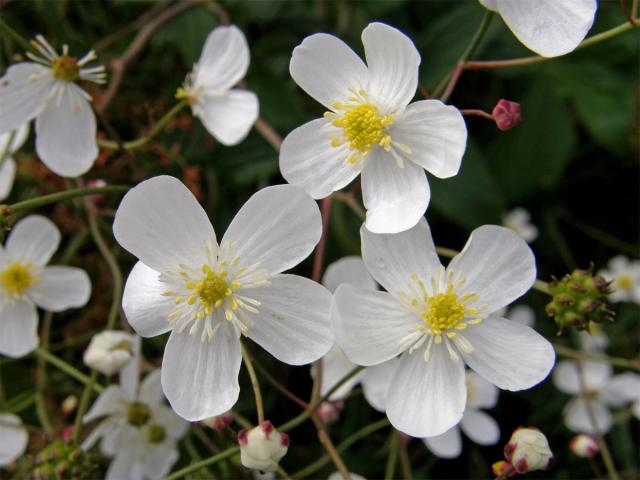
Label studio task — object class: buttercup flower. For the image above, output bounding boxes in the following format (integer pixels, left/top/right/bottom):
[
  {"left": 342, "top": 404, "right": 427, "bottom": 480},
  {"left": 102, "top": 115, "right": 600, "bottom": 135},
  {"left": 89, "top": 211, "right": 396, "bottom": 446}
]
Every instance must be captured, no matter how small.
[
  {"left": 495, "top": 304, "right": 535, "bottom": 328},
  {"left": 502, "top": 207, "right": 538, "bottom": 243},
  {"left": 504, "top": 427, "right": 553, "bottom": 473},
  {"left": 280, "top": 22, "right": 467, "bottom": 233},
  {"left": 333, "top": 219, "right": 555, "bottom": 437},
  {"left": 598, "top": 255, "right": 640, "bottom": 304},
  {"left": 423, "top": 371, "right": 500, "bottom": 459},
  {"left": 0, "top": 123, "right": 29, "bottom": 201},
  {"left": 0, "top": 413, "right": 28, "bottom": 466},
  {"left": 479, "top": 0, "right": 597, "bottom": 57},
  {"left": 83, "top": 330, "right": 138, "bottom": 376},
  {"left": 114, "top": 176, "right": 333, "bottom": 421},
  {"left": 553, "top": 360, "right": 640, "bottom": 434},
  {"left": 0, "top": 215, "right": 91, "bottom": 357},
  {"left": 238, "top": 421, "right": 289, "bottom": 473},
  {"left": 177, "top": 25, "right": 258, "bottom": 145},
  {"left": 0, "top": 36, "right": 105, "bottom": 177}
]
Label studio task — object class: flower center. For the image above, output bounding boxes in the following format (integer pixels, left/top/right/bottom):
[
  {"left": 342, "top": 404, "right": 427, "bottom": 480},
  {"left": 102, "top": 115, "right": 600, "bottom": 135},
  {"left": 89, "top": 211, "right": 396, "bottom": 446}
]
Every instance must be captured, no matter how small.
[
  {"left": 127, "top": 402, "right": 151, "bottom": 427},
  {"left": 0, "top": 261, "right": 38, "bottom": 297},
  {"left": 616, "top": 274, "right": 633, "bottom": 290},
  {"left": 189, "top": 265, "right": 235, "bottom": 313},
  {"left": 421, "top": 288, "right": 467, "bottom": 335},
  {"left": 52, "top": 55, "right": 80, "bottom": 82},
  {"left": 147, "top": 424, "right": 166, "bottom": 444}
]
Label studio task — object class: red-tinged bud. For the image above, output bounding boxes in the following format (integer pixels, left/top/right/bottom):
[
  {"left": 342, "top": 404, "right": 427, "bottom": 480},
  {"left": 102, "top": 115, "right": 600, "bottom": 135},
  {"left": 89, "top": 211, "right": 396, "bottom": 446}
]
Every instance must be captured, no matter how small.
[
  {"left": 86, "top": 179, "right": 108, "bottom": 213},
  {"left": 570, "top": 434, "right": 599, "bottom": 458},
  {"left": 504, "top": 427, "right": 553, "bottom": 474},
  {"left": 492, "top": 460, "right": 516, "bottom": 477},
  {"left": 238, "top": 421, "right": 289, "bottom": 473},
  {"left": 202, "top": 411, "right": 233, "bottom": 432},
  {"left": 492, "top": 99, "right": 522, "bottom": 131},
  {"left": 317, "top": 400, "right": 344, "bottom": 424}
]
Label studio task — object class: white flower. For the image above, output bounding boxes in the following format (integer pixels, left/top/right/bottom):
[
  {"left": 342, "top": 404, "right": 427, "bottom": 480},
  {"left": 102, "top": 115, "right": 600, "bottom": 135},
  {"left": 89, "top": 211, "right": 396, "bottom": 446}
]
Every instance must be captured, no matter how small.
[
  {"left": 0, "top": 215, "right": 91, "bottom": 358},
  {"left": 423, "top": 371, "right": 500, "bottom": 458},
  {"left": 504, "top": 427, "right": 553, "bottom": 473},
  {"left": 83, "top": 330, "right": 138, "bottom": 376},
  {"left": 502, "top": 208, "right": 538, "bottom": 243},
  {"left": 333, "top": 219, "right": 555, "bottom": 437},
  {"left": 578, "top": 329, "right": 608, "bottom": 353},
  {"left": 328, "top": 473, "right": 366, "bottom": 480},
  {"left": 0, "top": 36, "right": 105, "bottom": 177},
  {"left": 0, "top": 123, "right": 29, "bottom": 201},
  {"left": 598, "top": 255, "right": 640, "bottom": 304},
  {"left": 553, "top": 360, "right": 640, "bottom": 434},
  {"left": 0, "top": 413, "right": 28, "bottom": 466},
  {"left": 177, "top": 25, "right": 258, "bottom": 146},
  {"left": 280, "top": 22, "right": 467, "bottom": 234},
  {"left": 113, "top": 176, "right": 333, "bottom": 421},
  {"left": 479, "top": 0, "right": 597, "bottom": 58},
  {"left": 238, "top": 421, "right": 289, "bottom": 473},
  {"left": 495, "top": 304, "right": 535, "bottom": 328}
]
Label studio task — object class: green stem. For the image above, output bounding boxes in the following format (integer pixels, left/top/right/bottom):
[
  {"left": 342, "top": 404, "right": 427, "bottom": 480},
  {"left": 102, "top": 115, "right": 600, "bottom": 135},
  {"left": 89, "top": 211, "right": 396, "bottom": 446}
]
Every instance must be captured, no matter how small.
[
  {"left": 0, "top": 19, "right": 36, "bottom": 54},
  {"left": 33, "top": 348, "right": 104, "bottom": 394},
  {"left": 554, "top": 344, "right": 640, "bottom": 371},
  {"left": 73, "top": 370, "right": 98, "bottom": 444},
  {"left": 163, "top": 446, "right": 240, "bottom": 480},
  {"left": 240, "top": 342, "right": 265, "bottom": 424},
  {"left": 35, "top": 312, "right": 54, "bottom": 434},
  {"left": 384, "top": 433, "right": 399, "bottom": 480},
  {"left": 0, "top": 131, "right": 16, "bottom": 171}
]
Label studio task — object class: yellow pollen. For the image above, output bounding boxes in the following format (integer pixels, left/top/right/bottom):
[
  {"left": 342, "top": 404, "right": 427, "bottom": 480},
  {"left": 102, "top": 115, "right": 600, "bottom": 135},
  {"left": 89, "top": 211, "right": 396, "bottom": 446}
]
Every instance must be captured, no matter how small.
[
  {"left": 421, "top": 285, "right": 466, "bottom": 336},
  {"left": 616, "top": 274, "right": 633, "bottom": 290},
  {"left": 190, "top": 265, "right": 233, "bottom": 312},
  {"left": 0, "top": 261, "right": 38, "bottom": 297},
  {"left": 51, "top": 55, "right": 79, "bottom": 82},
  {"left": 175, "top": 86, "right": 197, "bottom": 105},
  {"left": 328, "top": 101, "right": 394, "bottom": 158}
]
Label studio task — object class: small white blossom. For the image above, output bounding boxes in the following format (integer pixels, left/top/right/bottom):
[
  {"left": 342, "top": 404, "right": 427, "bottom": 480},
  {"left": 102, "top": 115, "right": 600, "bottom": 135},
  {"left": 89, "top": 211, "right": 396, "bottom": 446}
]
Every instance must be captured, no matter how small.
[
  {"left": 83, "top": 330, "right": 138, "bottom": 376},
  {"left": 479, "top": 0, "right": 597, "bottom": 57},
  {"left": 178, "top": 25, "right": 258, "bottom": 145},
  {"left": 598, "top": 256, "right": 640, "bottom": 304},
  {"left": 0, "top": 123, "right": 29, "bottom": 201},
  {"left": 280, "top": 22, "right": 467, "bottom": 234},
  {"left": 578, "top": 329, "right": 608, "bottom": 353},
  {"left": 0, "top": 215, "right": 91, "bottom": 358},
  {"left": 0, "top": 413, "right": 28, "bottom": 466},
  {"left": 238, "top": 421, "right": 289, "bottom": 473},
  {"left": 502, "top": 208, "right": 538, "bottom": 243},
  {"left": 333, "top": 219, "right": 555, "bottom": 437},
  {"left": 114, "top": 176, "right": 333, "bottom": 421},
  {"left": 504, "top": 427, "right": 553, "bottom": 473},
  {"left": 0, "top": 36, "right": 105, "bottom": 177},
  {"left": 569, "top": 434, "right": 599, "bottom": 458}
]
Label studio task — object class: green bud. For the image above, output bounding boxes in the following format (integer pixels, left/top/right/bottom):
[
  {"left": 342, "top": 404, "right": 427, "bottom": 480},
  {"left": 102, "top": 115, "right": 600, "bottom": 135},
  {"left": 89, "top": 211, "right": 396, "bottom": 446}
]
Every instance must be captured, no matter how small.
[{"left": 33, "top": 440, "right": 96, "bottom": 480}]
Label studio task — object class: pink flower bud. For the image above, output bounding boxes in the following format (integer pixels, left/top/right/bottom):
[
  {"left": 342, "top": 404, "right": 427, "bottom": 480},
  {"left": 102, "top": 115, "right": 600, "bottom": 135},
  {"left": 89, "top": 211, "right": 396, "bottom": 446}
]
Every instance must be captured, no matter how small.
[
  {"left": 317, "top": 400, "right": 344, "bottom": 424},
  {"left": 238, "top": 421, "right": 289, "bottom": 473},
  {"left": 492, "top": 99, "right": 522, "bottom": 131},
  {"left": 201, "top": 411, "right": 233, "bottom": 432},
  {"left": 87, "top": 179, "right": 108, "bottom": 211},
  {"left": 504, "top": 427, "right": 553, "bottom": 474},
  {"left": 570, "top": 434, "right": 599, "bottom": 458}
]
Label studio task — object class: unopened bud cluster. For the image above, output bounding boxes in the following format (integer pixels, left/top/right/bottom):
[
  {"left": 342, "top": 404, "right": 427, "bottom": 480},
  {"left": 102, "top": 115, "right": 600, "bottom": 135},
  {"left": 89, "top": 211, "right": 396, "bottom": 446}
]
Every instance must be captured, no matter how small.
[
  {"left": 545, "top": 266, "right": 614, "bottom": 333},
  {"left": 33, "top": 440, "right": 95, "bottom": 480},
  {"left": 503, "top": 427, "right": 553, "bottom": 474},
  {"left": 238, "top": 421, "right": 289, "bottom": 473}
]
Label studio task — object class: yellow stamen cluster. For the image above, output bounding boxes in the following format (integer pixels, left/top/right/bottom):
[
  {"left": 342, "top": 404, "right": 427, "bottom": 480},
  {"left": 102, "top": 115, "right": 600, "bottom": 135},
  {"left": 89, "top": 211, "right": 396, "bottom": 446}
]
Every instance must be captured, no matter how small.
[
  {"left": 51, "top": 55, "right": 79, "bottom": 82},
  {"left": 180, "top": 264, "right": 241, "bottom": 320},
  {"left": 616, "top": 274, "right": 633, "bottom": 290},
  {"left": 0, "top": 261, "right": 38, "bottom": 297}
]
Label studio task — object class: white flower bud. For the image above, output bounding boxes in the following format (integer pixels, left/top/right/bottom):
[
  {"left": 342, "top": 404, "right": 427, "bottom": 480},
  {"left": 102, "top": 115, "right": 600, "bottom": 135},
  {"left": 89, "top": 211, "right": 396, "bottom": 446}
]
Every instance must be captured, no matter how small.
[
  {"left": 570, "top": 434, "right": 599, "bottom": 458},
  {"left": 238, "top": 421, "right": 289, "bottom": 473},
  {"left": 504, "top": 427, "right": 553, "bottom": 473},
  {"left": 83, "top": 330, "right": 136, "bottom": 375}
]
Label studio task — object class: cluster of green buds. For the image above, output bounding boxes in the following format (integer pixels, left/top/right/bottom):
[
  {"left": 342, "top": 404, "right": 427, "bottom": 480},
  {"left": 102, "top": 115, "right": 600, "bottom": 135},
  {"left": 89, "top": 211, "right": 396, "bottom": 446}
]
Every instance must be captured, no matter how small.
[
  {"left": 545, "top": 265, "right": 614, "bottom": 333},
  {"left": 32, "top": 440, "right": 95, "bottom": 480}
]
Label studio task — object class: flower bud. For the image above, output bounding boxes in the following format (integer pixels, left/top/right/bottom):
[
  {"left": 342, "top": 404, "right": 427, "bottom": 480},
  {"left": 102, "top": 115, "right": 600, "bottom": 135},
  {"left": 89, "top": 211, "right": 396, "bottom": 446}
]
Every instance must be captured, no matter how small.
[
  {"left": 504, "top": 427, "right": 553, "bottom": 474},
  {"left": 492, "top": 99, "right": 522, "bottom": 131},
  {"left": 317, "top": 400, "right": 344, "bottom": 424},
  {"left": 62, "top": 395, "right": 78, "bottom": 416},
  {"left": 569, "top": 434, "right": 599, "bottom": 458},
  {"left": 491, "top": 460, "right": 516, "bottom": 478},
  {"left": 238, "top": 421, "right": 289, "bottom": 473},
  {"left": 201, "top": 411, "right": 233, "bottom": 432},
  {"left": 83, "top": 330, "right": 136, "bottom": 375}
]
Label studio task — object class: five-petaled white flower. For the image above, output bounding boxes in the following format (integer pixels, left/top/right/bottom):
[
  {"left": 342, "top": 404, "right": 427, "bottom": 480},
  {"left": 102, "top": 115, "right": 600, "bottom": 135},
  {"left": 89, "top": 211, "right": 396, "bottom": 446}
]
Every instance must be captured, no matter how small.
[
  {"left": 598, "top": 255, "right": 640, "bottom": 304},
  {"left": 502, "top": 207, "right": 538, "bottom": 243},
  {"left": 423, "top": 371, "right": 500, "bottom": 459},
  {"left": 83, "top": 330, "right": 138, "bottom": 376},
  {"left": 0, "top": 413, "right": 28, "bottom": 467},
  {"left": 553, "top": 360, "right": 640, "bottom": 435},
  {"left": 479, "top": 0, "right": 597, "bottom": 57},
  {"left": 177, "top": 25, "right": 259, "bottom": 146},
  {"left": 280, "top": 22, "right": 467, "bottom": 234},
  {"left": 333, "top": 219, "right": 555, "bottom": 437},
  {"left": 0, "top": 35, "right": 106, "bottom": 177},
  {"left": 113, "top": 176, "right": 333, "bottom": 421},
  {"left": 0, "top": 215, "right": 91, "bottom": 358},
  {"left": 0, "top": 123, "right": 29, "bottom": 201}
]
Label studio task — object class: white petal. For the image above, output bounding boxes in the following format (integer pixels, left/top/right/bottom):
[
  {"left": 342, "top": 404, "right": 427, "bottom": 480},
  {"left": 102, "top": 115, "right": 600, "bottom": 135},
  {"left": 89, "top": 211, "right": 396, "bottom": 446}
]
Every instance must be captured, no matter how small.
[
  {"left": 0, "top": 157, "right": 16, "bottom": 201},
  {"left": 387, "top": 345, "right": 466, "bottom": 437},
  {"left": 141, "top": 444, "right": 178, "bottom": 480},
  {"left": 195, "top": 89, "right": 258, "bottom": 146},
  {"left": 361, "top": 149, "right": 429, "bottom": 234},
  {"left": 28, "top": 266, "right": 91, "bottom": 311},
  {"left": 139, "top": 369, "right": 164, "bottom": 407},
  {"left": 553, "top": 360, "right": 612, "bottom": 395},
  {"left": 35, "top": 84, "right": 97, "bottom": 177},
  {"left": 447, "top": 225, "right": 536, "bottom": 313},
  {"left": 422, "top": 426, "right": 462, "bottom": 459},
  {"left": 467, "top": 370, "right": 499, "bottom": 409},
  {"left": 0, "top": 122, "right": 30, "bottom": 153},
  {"left": 279, "top": 118, "right": 358, "bottom": 199},
  {"left": 494, "top": 0, "right": 597, "bottom": 57},
  {"left": 221, "top": 184, "right": 321, "bottom": 276},
  {"left": 0, "top": 63, "right": 53, "bottom": 133},
  {"left": 194, "top": 25, "right": 250, "bottom": 91},
  {"left": 479, "top": 0, "right": 498, "bottom": 11},
  {"left": 361, "top": 23, "right": 420, "bottom": 113},
  {"left": 361, "top": 358, "right": 398, "bottom": 412},
  {"left": 460, "top": 410, "right": 500, "bottom": 445},
  {"left": 83, "top": 385, "right": 127, "bottom": 423},
  {"left": 6, "top": 215, "right": 60, "bottom": 266},
  {"left": 122, "top": 262, "right": 173, "bottom": 338},
  {"left": 161, "top": 327, "right": 241, "bottom": 421},
  {"left": 508, "top": 304, "right": 535, "bottom": 328},
  {"left": 243, "top": 274, "right": 333, "bottom": 365},
  {"left": 152, "top": 403, "right": 189, "bottom": 440},
  {"left": 389, "top": 100, "right": 466, "bottom": 178},
  {"left": 106, "top": 447, "right": 141, "bottom": 480},
  {"left": 601, "top": 373, "right": 640, "bottom": 407},
  {"left": 322, "top": 256, "right": 376, "bottom": 294},
  {"left": 361, "top": 217, "right": 442, "bottom": 297},
  {"left": 333, "top": 285, "right": 415, "bottom": 366},
  {"left": 461, "top": 316, "right": 555, "bottom": 391},
  {"left": 0, "top": 299, "right": 39, "bottom": 358},
  {"left": 289, "top": 33, "right": 368, "bottom": 110},
  {"left": 565, "top": 397, "right": 612, "bottom": 435},
  {"left": 119, "top": 334, "right": 141, "bottom": 400},
  {"left": 314, "top": 346, "right": 361, "bottom": 400},
  {"left": 0, "top": 414, "right": 27, "bottom": 466},
  {"left": 113, "top": 176, "right": 216, "bottom": 273}
]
